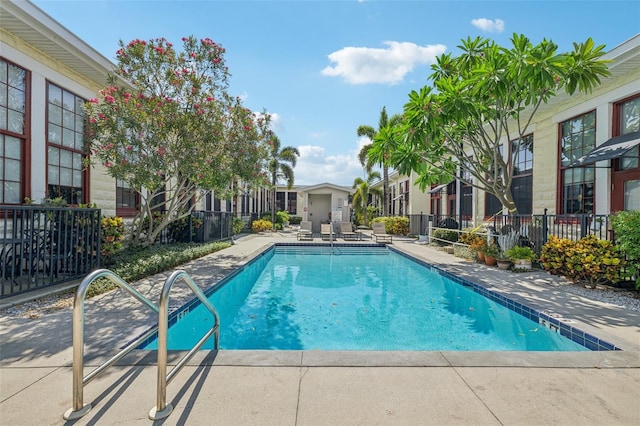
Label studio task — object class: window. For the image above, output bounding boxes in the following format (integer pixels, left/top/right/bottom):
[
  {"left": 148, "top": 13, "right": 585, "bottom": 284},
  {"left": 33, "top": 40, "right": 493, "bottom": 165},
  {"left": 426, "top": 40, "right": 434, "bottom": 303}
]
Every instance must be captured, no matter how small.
[
  {"left": 616, "top": 96, "right": 639, "bottom": 171},
  {"left": 205, "top": 192, "right": 213, "bottom": 211},
  {"left": 559, "top": 111, "right": 596, "bottom": 214},
  {"left": 287, "top": 192, "right": 297, "bottom": 214},
  {"left": 0, "top": 59, "right": 29, "bottom": 204},
  {"left": 116, "top": 179, "right": 139, "bottom": 216},
  {"left": 47, "top": 83, "right": 87, "bottom": 204},
  {"left": 484, "top": 193, "right": 502, "bottom": 217},
  {"left": 275, "top": 191, "right": 286, "bottom": 212},
  {"left": 511, "top": 134, "right": 533, "bottom": 214}
]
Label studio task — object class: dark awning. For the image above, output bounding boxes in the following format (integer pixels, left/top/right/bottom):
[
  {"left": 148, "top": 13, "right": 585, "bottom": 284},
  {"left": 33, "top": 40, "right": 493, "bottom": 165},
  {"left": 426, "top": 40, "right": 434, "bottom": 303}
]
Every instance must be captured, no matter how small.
[
  {"left": 429, "top": 182, "right": 450, "bottom": 194},
  {"left": 570, "top": 132, "right": 640, "bottom": 167}
]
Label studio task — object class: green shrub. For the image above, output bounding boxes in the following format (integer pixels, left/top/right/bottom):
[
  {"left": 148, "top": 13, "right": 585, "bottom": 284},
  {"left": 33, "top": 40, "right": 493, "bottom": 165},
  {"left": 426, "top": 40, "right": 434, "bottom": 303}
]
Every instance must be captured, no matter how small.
[
  {"left": 610, "top": 210, "right": 640, "bottom": 289},
  {"left": 540, "top": 235, "right": 623, "bottom": 288},
  {"left": 232, "top": 217, "right": 245, "bottom": 235},
  {"left": 167, "top": 214, "right": 202, "bottom": 242},
  {"left": 87, "top": 241, "right": 231, "bottom": 298},
  {"left": 289, "top": 216, "right": 302, "bottom": 225},
  {"left": 540, "top": 236, "right": 574, "bottom": 276},
  {"left": 505, "top": 246, "right": 536, "bottom": 261},
  {"left": 483, "top": 243, "right": 500, "bottom": 257},
  {"left": 101, "top": 216, "right": 125, "bottom": 265},
  {"left": 261, "top": 211, "right": 289, "bottom": 229},
  {"left": 371, "top": 216, "right": 409, "bottom": 235},
  {"left": 431, "top": 228, "right": 459, "bottom": 245},
  {"left": 276, "top": 210, "right": 290, "bottom": 225},
  {"left": 251, "top": 219, "right": 272, "bottom": 232}
]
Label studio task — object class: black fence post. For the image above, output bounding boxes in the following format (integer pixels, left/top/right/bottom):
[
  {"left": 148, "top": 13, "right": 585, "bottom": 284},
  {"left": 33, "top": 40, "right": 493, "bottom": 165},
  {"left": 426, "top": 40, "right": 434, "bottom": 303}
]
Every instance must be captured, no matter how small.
[{"left": 580, "top": 215, "right": 588, "bottom": 239}]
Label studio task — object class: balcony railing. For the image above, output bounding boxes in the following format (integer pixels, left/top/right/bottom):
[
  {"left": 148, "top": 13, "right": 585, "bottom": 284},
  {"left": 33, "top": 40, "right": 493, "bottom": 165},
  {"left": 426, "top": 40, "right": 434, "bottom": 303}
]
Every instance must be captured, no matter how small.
[{"left": 1, "top": 205, "right": 101, "bottom": 299}]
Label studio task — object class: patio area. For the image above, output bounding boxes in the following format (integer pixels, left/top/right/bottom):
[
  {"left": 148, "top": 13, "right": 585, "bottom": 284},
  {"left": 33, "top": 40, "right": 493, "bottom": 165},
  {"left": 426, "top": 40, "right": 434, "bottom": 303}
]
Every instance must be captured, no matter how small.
[{"left": 1, "top": 232, "right": 639, "bottom": 425}]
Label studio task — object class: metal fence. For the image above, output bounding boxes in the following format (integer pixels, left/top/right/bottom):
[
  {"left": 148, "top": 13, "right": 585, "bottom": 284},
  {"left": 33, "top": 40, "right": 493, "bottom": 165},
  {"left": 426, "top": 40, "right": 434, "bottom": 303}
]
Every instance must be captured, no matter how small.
[
  {"left": 405, "top": 214, "right": 474, "bottom": 236},
  {"left": 489, "top": 210, "right": 611, "bottom": 254},
  {"left": 192, "top": 211, "right": 234, "bottom": 243},
  {"left": 406, "top": 210, "right": 612, "bottom": 252},
  {"left": 1, "top": 205, "right": 101, "bottom": 299},
  {"left": 156, "top": 211, "right": 236, "bottom": 244}
]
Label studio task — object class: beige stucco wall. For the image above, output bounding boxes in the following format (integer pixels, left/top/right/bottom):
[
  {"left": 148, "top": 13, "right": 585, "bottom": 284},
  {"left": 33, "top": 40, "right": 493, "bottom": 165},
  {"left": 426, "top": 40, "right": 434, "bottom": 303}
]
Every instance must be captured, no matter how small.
[
  {"left": 296, "top": 186, "right": 351, "bottom": 224},
  {"left": 526, "top": 66, "right": 640, "bottom": 215}
]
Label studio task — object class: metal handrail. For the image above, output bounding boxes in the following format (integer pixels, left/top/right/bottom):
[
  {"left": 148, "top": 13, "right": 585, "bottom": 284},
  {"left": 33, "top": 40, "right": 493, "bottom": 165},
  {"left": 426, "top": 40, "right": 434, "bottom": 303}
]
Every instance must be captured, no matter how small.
[
  {"left": 63, "top": 269, "right": 160, "bottom": 421},
  {"left": 330, "top": 222, "right": 334, "bottom": 251},
  {"left": 150, "top": 269, "right": 220, "bottom": 420},
  {"left": 63, "top": 268, "right": 220, "bottom": 422}
]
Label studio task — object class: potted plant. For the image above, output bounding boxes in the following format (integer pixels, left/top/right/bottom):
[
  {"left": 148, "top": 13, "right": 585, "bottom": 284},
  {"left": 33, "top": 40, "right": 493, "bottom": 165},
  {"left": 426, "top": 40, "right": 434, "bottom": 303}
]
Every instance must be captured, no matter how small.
[
  {"left": 506, "top": 246, "right": 537, "bottom": 270},
  {"left": 483, "top": 243, "right": 500, "bottom": 266},
  {"left": 496, "top": 251, "right": 512, "bottom": 270},
  {"left": 469, "top": 237, "right": 488, "bottom": 262}
]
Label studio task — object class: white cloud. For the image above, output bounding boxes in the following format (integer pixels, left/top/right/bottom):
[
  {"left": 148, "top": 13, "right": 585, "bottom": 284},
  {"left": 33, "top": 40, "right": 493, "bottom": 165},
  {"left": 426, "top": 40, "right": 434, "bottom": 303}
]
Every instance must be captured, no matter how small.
[
  {"left": 471, "top": 18, "right": 505, "bottom": 33},
  {"left": 357, "top": 135, "right": 371, "bottom": 150},
  {"left": 293, "top": 144, "right": 366, "bottom": 186},
  {"left": 321, "top": 41, "right": 446, "bottom": 85},
  {"left": 253, "top": 111, "right": 282, "bottom": 132}
]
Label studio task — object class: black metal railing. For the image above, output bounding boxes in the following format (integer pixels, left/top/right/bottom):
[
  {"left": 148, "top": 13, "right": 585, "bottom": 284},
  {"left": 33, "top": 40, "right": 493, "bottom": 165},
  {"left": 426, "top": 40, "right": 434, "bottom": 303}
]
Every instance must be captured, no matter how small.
[
  {"left": 490, "top": 210, "right": 611, "bottom": 254},
  {"left": 156, "top": 211, "right": 236, "bottom": 244},
  {"left": 405, "top": 213, "right": 474, "bottom": 236},
  {"left": 192, "top": 211, "right": 234, "bottom": 243},
  {"left": 1, "top": 205, "right": 101, "bottom": 299}
]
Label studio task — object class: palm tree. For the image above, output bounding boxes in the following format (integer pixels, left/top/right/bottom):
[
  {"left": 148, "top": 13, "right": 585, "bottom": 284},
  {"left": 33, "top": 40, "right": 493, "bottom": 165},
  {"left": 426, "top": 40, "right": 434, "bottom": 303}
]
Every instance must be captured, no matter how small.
[
  {"left": 352, "top": 171, "right": 382, "bottom": 227},
  {"left": 356, "top": 107, "right": 401, "bottom": 216},
  {"left": 267, "top": 134, "right": 299, "bottom": 227}
]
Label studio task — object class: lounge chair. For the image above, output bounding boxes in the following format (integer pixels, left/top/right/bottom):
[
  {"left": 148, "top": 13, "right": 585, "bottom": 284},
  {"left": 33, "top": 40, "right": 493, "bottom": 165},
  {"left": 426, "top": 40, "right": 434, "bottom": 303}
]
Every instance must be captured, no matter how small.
[
  {"left": 297, "top": 221, "right": 313, "bottom": 241},
  {"left": 320, "top": 223, "right": 335, "bottom": 241},
  {"left": 372, "top": 222, "right": 392, "bottom": 243},
  {"left": 340, "top": 222, "right": 358, "bottom": 240}
]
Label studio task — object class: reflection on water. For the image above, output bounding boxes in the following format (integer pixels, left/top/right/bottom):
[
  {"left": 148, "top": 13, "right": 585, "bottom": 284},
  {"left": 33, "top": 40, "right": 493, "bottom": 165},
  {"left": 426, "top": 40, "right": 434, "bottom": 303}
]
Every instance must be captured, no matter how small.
[{"left": 146, "top": 247, "right": 587, "bottom": 352}]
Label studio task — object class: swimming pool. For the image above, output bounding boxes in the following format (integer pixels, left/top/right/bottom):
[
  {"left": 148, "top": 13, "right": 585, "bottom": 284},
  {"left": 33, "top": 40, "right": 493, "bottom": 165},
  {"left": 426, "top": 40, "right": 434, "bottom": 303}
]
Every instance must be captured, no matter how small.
[{"left": 141, "top": 244, "right": 619, "bottom": 352}]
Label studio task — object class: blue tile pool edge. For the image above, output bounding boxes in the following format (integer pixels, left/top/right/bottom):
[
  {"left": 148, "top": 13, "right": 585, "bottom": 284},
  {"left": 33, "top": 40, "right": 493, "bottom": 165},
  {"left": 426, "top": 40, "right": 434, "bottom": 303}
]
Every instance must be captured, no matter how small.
[
  {"left": 387, "top": 245, "right": 621, "bottom": 351},
  {"left": 133, "top": 243, "right": 621, "bottom": 352}
]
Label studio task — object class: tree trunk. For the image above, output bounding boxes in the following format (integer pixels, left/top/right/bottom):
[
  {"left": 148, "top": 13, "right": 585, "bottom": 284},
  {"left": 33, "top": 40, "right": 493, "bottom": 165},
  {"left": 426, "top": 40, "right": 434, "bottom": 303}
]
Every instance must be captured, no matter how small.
[
  {"left": 382, "top": 165, "right": 389, "bottom": 217},
  {"left": 271, "top": 186, "right": 276, "bottom": 229}
]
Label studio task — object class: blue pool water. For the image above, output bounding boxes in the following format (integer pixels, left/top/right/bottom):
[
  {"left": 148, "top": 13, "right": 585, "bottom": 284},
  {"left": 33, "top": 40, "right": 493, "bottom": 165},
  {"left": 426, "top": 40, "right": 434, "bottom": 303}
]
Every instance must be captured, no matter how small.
[{"left": 142, "top": 245, "right": 599, "bottom": 351}]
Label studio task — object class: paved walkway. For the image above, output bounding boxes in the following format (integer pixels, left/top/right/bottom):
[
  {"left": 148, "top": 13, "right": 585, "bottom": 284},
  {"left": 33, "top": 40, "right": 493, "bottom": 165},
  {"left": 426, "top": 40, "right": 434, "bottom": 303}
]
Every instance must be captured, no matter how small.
[{"left": 1, "top": 231, "right": 639, "bottom": 425}]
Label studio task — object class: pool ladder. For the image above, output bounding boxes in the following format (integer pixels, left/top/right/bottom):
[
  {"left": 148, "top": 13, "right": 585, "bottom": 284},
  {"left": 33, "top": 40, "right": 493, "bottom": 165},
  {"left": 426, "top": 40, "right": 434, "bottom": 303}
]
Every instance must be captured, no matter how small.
[{"left": 63, "top": 269, "right": 220, "bottom": 421}]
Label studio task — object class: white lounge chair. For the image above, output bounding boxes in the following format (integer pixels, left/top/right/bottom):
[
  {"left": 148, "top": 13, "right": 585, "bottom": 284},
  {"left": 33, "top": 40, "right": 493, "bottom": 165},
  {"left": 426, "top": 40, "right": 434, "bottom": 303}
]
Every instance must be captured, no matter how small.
[
  {"left": 320, "top": 223, "right": 335, "bottom": 241},
  {"left": 340, "top": 222, "right": 358, "bottom": 240},
  {"left": 372, "top": 222, "right": 392, "bottom": 243},
  {"left": 297, "top": 221, "right": 313, "bottom": 241}
]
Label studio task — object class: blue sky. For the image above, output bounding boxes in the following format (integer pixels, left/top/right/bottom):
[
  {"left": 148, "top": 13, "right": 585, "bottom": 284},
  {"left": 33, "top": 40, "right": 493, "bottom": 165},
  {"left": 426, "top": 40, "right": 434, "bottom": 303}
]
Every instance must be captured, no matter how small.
[{"left": 33, "top": 0, "right": 640, "bottom": 186}]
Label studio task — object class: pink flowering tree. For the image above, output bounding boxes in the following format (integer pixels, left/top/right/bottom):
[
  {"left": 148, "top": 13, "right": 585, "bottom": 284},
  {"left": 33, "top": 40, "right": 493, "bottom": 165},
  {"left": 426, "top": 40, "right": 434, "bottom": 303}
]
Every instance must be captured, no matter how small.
[{"left": 85, "top": 36, "right": 271, "bottom": 245}]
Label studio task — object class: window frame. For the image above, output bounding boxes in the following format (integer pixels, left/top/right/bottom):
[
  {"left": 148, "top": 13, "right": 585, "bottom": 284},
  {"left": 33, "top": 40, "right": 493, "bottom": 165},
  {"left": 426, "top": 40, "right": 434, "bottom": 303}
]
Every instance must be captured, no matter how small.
[
  {"left": 115, "top": 179, "right": 140, "bottom": 217},
  {"left": 511, "top": 133, "right": 534, "bottom": 215},
  {"left": 46, "top": 81, "right": 89, "bottom": 206},
  {"left": 0, "top": 58, "right": 31, "bottom": 205},
  {"left": 557, "top": 110, "right": 597, "bottom": 215},
  {"left": 612, "top": 94, "right": 639, "bottom": 172}
]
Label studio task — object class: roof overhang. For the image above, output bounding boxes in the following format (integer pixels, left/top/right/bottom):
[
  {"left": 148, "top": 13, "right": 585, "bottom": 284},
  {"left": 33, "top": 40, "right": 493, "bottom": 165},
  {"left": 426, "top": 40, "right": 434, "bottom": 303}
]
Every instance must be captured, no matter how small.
[
  {"left": 0, "top": 0, "right": 127, "bottom": 88},
  {"left": 569, "top": 132, "right": 640, "bottom": 167}
]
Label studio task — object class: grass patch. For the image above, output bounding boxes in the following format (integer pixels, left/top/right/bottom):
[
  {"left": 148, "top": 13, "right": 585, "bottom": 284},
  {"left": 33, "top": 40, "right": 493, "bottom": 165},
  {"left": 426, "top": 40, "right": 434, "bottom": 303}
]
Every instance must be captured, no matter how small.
[{"left": 88, "top": 241, "right": 231, "bottom": 298}]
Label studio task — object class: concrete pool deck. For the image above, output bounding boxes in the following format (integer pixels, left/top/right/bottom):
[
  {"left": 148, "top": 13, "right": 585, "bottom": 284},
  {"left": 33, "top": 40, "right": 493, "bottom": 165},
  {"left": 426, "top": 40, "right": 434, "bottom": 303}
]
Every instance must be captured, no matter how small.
[{"left": 1, "top": 231, "right": 639, "bottom": 425}]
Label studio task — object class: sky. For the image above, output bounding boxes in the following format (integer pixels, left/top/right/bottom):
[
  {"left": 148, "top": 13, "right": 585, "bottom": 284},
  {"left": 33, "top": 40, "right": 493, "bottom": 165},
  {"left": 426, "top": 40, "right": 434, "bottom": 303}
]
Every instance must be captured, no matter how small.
[{"left": 32, "top": 0, "right": 640, "bottom": 186}]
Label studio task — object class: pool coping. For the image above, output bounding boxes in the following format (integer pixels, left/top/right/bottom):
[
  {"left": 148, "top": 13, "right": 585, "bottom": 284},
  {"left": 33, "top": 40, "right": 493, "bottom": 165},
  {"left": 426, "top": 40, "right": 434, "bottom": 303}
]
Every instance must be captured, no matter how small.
[{"left": 130, "top": 241, "right": 639, "bottom": 364}]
